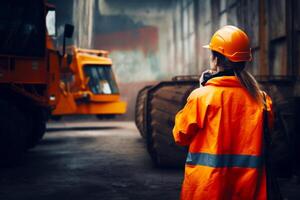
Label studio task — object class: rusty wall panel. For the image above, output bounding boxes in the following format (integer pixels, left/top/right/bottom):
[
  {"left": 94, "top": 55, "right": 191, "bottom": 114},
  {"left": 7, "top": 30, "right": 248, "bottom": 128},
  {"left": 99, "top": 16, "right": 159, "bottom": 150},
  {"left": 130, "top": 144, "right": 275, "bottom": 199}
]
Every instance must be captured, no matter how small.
[
  {"left": 189, "top": 3, "right": 195, "bottom": 34},
  {"left": 210, "top": 0, "right": 219, "bottom": 32},
  {"left": 236, "top": 1, "right": 245, "bottom": 29},
  {"left": 219, "top": 0, "right": 227, "bottom": 27},
  {"left": 198, "top": 0, "right": 212, "bottom": 45},
  {"left": 258, "top": 0, "right": 269, "bottom": 75},
  {"left": 296, "top": 0, "right": 300, "bottom": 31},
  {"left": 183, "top": 39, "right": 188, "bottom": 74},
  {"left": 181, "top": 1, "right": 197, "bottom": 74},
  {"left": 183, "top": 6, "right": 188, "bottom": 38},
  {"left": 175, "top": 2, "right": 181, "bottom": 49},
  {"left": 227, "top": 7, "right": 238, "bottom": 26},
  {"left": 172, "top": 3, "right": 178, "bottom": 72},
  {"left": 188, "top": 36, "right": 196, "bottom": 73},
  {"left": 269, "top": 40, "right": 288, "bottom": 76},
  {"left": 244, "top": 0, "right": 259, "bottom": 48},
  {"left": 198, "top": 0, "right": 219, "bottom": 71},
  {"left": 175, "top": 1, "right": 184, "bottom": 74},
  {"left": 248, "top": 49, "right": 260, "bottom": 76},
  {"left": 219, "top": 13, "right": 227, "bottom": 27},
  {"left": 218, "top": 0, "right": 239, "bottom": 29},
  {"left": 220, "top": 0, "right": 226, "bottom": 12},
  {"left": 267, "top": 0, "right": 289, "bottom": 77},
  {"left": 295, "top": 0, "right": 300, "bottom": 76},
  {"left": 203, "top": 0, "right": 212, "bottom": 24},
  {"left": 197, "top": 24, "right": 211, "bottom": 71},
  {"left": 297, "top": 34, "right": 300, "bottom": 76},
  {"left": 226, "top": 0, "right": 237, "bottom": 7},
  {"left": 182, "top": 7, "right": 188, "bottom": 72},
  {"left": 268, "top": 0, "right": 286, "bottom": 40}
]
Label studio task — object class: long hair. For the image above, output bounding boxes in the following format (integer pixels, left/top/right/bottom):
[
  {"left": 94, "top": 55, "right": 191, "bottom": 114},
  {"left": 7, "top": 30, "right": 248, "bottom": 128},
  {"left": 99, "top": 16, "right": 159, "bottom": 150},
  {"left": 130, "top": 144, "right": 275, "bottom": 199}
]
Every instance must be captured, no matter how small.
[{"left": 212, "top": 51, "right": 264, "bottom": 105}]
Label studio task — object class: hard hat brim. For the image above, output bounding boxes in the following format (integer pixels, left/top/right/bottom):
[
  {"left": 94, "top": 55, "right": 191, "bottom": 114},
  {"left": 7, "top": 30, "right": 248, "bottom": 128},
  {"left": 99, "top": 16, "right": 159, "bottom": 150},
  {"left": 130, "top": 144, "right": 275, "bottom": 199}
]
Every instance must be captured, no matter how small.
[{"left": 202, "top": 45, "right": 210, "bottom": 49}]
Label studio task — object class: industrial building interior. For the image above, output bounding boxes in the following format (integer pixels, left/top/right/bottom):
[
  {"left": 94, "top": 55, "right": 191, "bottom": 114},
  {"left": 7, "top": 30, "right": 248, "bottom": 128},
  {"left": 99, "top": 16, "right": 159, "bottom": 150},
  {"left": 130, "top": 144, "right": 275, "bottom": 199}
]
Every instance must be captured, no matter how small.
[{"left": 0, "top": 0, "right": 299, "bottom": 199}]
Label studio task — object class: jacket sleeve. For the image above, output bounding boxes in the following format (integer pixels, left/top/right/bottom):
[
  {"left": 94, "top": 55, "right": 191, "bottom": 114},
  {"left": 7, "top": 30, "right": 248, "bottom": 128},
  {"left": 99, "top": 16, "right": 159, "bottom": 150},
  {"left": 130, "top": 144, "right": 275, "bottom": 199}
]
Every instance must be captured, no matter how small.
[{"left": 172, "top": 93, "right": 206, "bottom": 146}]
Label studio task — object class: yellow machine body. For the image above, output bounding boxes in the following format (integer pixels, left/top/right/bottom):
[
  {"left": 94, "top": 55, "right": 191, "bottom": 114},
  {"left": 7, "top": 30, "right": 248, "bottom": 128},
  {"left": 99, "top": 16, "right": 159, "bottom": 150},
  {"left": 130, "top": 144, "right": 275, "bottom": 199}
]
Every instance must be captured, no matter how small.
[{"left": 52, "top": 47, "right": 126, "bottom": 116}]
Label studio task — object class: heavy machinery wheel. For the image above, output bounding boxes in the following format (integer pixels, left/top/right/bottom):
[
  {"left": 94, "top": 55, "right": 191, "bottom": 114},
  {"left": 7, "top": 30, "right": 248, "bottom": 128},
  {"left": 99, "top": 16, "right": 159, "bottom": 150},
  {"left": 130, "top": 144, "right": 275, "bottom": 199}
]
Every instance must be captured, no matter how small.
[
  {"left": 135, "top": 78, "right": 199, "bottom": 168},
  {"left": 0, "top": 99, "right": 28, "bottom": 165},
  {"left": 148, "top": 83, "right": 197, "bottom": 167},
  {"left": 135, "top": 86, "right": 152, "bottom": 138},
  {"left": 26, "top": 108, "right": 47, "bottom": 149}
]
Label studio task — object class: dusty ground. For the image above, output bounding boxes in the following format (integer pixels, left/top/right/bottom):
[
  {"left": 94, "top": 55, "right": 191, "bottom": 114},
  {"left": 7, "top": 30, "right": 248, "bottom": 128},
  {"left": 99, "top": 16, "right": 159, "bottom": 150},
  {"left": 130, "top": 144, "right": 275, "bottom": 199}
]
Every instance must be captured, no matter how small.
[
  {"left": 0, "top": 121, "right": 182, "bottom": 200},
  {"left": 0, "top": 121, "right": 299, "bottom": 200}
]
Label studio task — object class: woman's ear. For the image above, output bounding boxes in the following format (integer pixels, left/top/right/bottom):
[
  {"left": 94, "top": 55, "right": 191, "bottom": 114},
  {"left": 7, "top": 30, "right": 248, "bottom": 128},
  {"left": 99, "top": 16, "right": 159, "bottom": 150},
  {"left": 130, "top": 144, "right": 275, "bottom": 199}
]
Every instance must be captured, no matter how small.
[
  {"left": 210, "top": 56, "right": 218, "bottom": 71},
  {"left": 214, "top": 57, "right": 218, "bottom": 66}
]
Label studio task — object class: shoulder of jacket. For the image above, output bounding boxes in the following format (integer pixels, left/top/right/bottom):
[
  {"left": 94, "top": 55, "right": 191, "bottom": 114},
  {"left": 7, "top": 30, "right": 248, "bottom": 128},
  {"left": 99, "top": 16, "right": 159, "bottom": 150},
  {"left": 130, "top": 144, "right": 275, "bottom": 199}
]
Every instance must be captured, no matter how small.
[{"left": 188, "top": 87, "right": 213, "bottom": 101}]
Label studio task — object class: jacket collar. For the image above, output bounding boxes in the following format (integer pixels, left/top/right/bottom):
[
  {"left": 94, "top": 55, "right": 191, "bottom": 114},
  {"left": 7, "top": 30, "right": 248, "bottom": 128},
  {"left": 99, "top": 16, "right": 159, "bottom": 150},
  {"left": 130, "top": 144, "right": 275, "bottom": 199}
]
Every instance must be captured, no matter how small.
[{"left": 205, "top": 76, "right": 242, "bottom": 87}]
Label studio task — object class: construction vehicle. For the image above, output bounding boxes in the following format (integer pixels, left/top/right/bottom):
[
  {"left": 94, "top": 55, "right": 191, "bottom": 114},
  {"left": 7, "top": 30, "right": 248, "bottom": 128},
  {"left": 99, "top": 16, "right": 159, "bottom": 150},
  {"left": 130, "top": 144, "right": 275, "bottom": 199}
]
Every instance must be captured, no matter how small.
[
  {"left": 0, "top": 0, "right": 73, "bottom": 163},
  {"left": 51, "top": 47, "right": 126, "bottom": 119}
]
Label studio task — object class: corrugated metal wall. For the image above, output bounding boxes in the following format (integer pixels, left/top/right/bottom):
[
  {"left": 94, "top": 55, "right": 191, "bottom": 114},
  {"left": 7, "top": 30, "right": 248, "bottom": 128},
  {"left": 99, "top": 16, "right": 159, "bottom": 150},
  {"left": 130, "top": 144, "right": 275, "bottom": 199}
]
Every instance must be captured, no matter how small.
[{"left": 171, "top": 0, "right": 299, "bottom": 81}]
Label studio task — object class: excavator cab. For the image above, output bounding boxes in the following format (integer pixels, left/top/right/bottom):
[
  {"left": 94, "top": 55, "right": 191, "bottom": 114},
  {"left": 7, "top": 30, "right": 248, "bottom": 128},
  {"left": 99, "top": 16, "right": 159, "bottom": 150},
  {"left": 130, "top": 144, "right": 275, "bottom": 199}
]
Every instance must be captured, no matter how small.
[{"left": 84, "top": 64, "right": 119, "bottom": 95}]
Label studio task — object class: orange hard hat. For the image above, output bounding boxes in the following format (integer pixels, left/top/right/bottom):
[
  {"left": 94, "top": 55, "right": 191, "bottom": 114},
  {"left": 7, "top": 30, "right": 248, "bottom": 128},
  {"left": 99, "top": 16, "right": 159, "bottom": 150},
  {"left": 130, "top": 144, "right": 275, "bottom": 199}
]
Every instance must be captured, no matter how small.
[{"left": 203, "top": 25, "right": 252, "bottom": 62}]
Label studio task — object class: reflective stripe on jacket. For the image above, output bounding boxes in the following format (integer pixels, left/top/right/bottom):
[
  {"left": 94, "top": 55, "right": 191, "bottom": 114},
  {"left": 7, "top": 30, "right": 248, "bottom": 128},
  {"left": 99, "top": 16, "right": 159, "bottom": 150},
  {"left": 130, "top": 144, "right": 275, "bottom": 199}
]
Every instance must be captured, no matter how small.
[{"left": 173, "top": 76, "right": 273, "bottom": 200}]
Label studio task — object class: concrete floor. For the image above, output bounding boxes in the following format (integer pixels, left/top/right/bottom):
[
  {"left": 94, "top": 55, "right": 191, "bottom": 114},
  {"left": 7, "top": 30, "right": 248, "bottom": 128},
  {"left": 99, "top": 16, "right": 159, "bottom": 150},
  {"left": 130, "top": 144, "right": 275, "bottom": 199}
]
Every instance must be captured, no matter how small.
[
  {"left": 0, "top": 121, "right": 299, "bottom": 200},
  {"left": 0, "top": 121, "right": 182, "bottom": 200}
]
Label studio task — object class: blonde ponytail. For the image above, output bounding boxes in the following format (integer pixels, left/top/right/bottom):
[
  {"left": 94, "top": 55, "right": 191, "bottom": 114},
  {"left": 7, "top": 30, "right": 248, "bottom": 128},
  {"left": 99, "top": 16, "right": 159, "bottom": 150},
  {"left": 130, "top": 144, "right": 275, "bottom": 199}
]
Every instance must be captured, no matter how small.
[
  {"left": 234, "top": 69, "right": 264, "bottom": 105},
  {"left": 211, "top": 50, "right": 264, "bottom": 105}
]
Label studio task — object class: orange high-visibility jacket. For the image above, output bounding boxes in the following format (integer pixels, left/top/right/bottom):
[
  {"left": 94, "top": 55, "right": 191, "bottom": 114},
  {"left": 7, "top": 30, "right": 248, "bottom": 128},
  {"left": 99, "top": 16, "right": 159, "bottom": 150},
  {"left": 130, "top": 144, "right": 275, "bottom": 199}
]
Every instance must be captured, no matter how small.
[{"left": 173, "top": 76, "right": 273, "bottom": 200}]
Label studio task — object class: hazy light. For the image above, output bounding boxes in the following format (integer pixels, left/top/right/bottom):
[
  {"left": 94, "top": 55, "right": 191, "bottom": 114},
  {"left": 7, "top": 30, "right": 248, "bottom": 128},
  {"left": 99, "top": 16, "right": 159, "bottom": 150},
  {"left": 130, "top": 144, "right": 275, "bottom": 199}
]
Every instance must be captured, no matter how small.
[{"left": 46, "top": 10, "right": 56, "bottom": 36}]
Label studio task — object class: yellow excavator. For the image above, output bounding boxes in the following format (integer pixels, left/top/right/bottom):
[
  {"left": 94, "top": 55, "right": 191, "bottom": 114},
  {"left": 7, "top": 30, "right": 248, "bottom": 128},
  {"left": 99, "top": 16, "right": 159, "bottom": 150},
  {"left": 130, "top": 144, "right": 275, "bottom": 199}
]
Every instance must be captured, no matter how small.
[{"left": 52, "top": 47, "right": 126, "bottom": 119}]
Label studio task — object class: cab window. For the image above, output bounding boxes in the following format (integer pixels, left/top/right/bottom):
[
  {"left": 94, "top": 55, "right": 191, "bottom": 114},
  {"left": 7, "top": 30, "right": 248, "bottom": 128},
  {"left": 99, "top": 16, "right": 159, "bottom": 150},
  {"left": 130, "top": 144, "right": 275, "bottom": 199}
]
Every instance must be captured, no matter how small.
[{"left": 84, "top": 65, "right": 119, "bottom": 94}]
